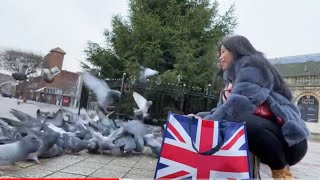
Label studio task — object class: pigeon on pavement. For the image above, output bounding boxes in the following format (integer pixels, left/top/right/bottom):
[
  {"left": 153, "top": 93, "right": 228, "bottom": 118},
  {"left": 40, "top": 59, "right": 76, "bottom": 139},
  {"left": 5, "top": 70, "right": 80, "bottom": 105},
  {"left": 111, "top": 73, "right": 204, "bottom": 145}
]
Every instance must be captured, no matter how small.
[{"left": 0, "top": 135, "right": 40, "bottom": 166}]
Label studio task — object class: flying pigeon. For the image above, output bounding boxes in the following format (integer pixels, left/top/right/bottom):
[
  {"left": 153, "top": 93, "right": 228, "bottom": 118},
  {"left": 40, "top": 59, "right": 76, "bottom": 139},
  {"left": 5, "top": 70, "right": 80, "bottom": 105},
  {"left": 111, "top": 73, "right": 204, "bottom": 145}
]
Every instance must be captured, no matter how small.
[
  {"left": 11, "top": 59, "right": 29, "bottom": 81},
  {"left": 41, "top": 66, "right": 61, "bottom": 83},
  {"left": 133, "top": 92, "right": 152, "bottom": 119},
  {"left": 138, "top": 66, "right": 158, "bottom": 83},
  {"left": 82, "top": 72, "right": 121, "bottom": 114}
]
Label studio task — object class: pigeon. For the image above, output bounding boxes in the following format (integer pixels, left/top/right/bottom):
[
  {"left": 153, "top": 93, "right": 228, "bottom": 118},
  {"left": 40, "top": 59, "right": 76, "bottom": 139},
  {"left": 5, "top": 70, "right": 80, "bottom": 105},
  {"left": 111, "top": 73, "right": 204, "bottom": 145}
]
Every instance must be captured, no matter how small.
[
  {"left": 117, "top": 120, "right": 147, "bottom": 153},
  {"left": 60, "top": 108, "right": 79, "bottom": 123},
  {"left": 41, "top": 66, "right": 60, "bottom": 83},
  {"left": 143, "top": 133, "right": 162, "bottom": 156},
  {"left": 10, "top": 109, "right": 37, "bottom": 122},
  {"left": 78, "top": 108, "right": 98, "bottom": 122},
  {"left": 56, "top": 137, "right": 66, "bottom": 149},
  {"left": 41, "top": 109, "right": 64, "bottom": 127},
  {"left": 39, "top": 143, "right": 64, "bottom": 158},
  {"left": 177, "top": 74, "right": 181, "bottom": 83},
  {"left": 0, "top": 135, "right": 40, "bottom": 166},
  {"left": 0, "top": 119, "right": 22, "bottom": 143},
  {"left": 61, "top": 116, "right": 87, "bottom": 133},
  {"left": 61, "top": 133, "right": 89, "bottom": 154},
  {"left": 87, "top": 139, "right": 99, "bottom": 154},
  {"left": 88, "top": 120, "right": 109, "bottom": 136},
  {"left": 27, "top": 123, "right": 60, "bottom": 161},
  {"left": 138, "top": 66, "right": 158, "bottom": 83},
  {"left": 96, "top": 109, "right": 120, "bottom": 132},
  {"left": 87, "top": 110, "right": 99, "bottom": 120},
  {"left": 11, "top": 59, "right": 29, "bottom": 81},
  {"left": 8, "top": 109, "right": 44, "bottom": 134},
  {"left": 133, "top": 92, "right": 153, "bottom": 119},
  {"left": 74, "top": 129, "right": 92, "bottom": 140},
  {"left": 113, "top": 134, "right": 136, "bottom": 155},
  {"left": 36, "top": 109, "right": 53, "bottom": 120},
  {"left": 0, "top": 117, "right": 41, "bottom": 136},
  {"left": 89, "top": 127, "right": 125, "bottom": 153},
  {"left": 27, "top": 130, "right": 60, "bottom": 163},
  {"left": 82, "top": 72, "right": 121, "bottom": 113}
]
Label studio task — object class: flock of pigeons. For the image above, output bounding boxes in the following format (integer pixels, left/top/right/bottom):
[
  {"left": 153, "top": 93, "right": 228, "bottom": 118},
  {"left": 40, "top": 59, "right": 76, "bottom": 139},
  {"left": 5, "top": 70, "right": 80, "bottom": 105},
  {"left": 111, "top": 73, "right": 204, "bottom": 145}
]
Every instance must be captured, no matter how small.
[{"left": 0, "top": 65, "right": 164, "bottom": 175}]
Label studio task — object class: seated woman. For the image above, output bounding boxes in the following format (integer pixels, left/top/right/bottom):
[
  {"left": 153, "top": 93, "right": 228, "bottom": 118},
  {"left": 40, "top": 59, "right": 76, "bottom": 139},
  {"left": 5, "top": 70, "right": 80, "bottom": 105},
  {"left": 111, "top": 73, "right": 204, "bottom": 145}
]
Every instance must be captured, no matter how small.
[{"left": 195, "top": 35, "right": 309, "bottom": 179}]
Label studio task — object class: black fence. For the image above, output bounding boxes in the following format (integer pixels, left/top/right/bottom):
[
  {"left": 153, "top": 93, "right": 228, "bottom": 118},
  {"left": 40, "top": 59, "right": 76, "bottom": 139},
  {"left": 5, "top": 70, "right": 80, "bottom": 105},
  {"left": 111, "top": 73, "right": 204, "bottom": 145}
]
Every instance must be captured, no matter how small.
[{"left": 84, "top": 78, "right": 220, "bottom": 125}]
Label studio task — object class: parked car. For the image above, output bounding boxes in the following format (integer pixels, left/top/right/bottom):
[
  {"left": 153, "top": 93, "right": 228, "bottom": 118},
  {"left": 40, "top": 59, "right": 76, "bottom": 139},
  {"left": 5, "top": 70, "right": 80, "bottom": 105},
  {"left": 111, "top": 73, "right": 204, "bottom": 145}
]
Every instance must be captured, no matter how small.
[{"left": 2, "top": 92, "right": 12, "bottom": 98}]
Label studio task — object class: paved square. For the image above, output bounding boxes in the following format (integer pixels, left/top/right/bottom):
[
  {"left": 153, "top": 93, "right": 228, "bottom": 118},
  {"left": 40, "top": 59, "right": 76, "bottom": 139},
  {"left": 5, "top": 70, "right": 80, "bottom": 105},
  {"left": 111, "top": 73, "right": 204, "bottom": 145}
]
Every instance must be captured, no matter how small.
[
  {"left": 1, "top": 142, "right": 318, "bottom": 179},
  {"left": 0, "top": 97, "right": 318, "bottom": 179}
]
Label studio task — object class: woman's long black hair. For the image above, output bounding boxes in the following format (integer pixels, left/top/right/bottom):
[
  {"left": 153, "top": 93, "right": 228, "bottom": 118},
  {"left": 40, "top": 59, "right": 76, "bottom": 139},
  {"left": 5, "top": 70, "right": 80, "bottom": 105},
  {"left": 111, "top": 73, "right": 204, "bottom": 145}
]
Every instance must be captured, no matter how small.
[{"left": 218, "top": 35, "right": 293, "bottom": 101}]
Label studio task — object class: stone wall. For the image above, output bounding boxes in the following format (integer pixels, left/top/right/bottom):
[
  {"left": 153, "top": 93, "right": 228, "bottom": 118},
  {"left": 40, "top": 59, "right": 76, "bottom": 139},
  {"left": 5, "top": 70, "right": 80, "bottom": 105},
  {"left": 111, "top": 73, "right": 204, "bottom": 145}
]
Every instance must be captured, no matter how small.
[{"left": 284, "top": 77, "right": 320, "bottom": 133}]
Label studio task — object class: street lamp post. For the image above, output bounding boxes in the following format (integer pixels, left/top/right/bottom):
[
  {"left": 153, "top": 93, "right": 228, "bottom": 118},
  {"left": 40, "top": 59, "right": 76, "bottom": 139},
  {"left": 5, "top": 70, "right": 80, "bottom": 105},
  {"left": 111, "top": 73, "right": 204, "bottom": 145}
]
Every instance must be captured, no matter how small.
[
  {"left": 206, "top": 84, "right": 212, "bottom": 110},
  {"left": 117, "top": 72, "right": 126, "bottom": 119}
]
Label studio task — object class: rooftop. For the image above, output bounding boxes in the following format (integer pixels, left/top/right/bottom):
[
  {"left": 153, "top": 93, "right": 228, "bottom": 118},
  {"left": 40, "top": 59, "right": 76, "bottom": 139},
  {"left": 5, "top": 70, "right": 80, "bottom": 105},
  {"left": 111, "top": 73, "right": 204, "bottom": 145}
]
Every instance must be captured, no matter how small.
[
  {"left": 269, "top": 53, "right": 320, "bottom": 64},
  {"left": 268, "top": 53, "right": 320, "bottom": 77},
  {"left": 50, "top": 47, "right": 66, "bottom": 54}
]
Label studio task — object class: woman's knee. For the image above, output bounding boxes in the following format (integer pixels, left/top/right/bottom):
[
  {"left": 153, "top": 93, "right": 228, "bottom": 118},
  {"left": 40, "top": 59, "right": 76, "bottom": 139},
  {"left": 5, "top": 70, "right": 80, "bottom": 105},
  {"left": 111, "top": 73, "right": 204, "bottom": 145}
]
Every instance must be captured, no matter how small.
[{"left": 286, "top": 139, "right": 308, "bottom": 166}]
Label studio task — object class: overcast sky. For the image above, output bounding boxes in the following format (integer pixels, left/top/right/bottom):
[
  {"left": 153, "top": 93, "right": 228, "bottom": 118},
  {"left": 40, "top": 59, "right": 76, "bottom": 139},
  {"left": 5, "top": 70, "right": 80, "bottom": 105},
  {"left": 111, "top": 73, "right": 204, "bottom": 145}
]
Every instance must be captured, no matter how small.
[{"left": 0, "top": 0, "right": 319, "bottom": 72}]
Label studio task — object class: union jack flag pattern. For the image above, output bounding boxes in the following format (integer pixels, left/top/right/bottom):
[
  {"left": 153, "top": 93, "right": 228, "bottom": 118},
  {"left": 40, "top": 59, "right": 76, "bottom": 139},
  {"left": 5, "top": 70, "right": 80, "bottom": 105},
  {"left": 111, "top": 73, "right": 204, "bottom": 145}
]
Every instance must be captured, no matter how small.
[{"left": 154, "top": 113, "right": 251, "bottom": 180}]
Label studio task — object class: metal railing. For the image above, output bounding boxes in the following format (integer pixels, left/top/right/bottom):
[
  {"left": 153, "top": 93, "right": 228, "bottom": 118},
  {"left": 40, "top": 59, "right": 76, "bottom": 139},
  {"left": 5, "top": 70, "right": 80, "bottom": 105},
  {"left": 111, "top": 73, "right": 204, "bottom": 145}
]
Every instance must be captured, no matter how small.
[{"left": 85, "top": 76, "right": 220, "bottom": 124}]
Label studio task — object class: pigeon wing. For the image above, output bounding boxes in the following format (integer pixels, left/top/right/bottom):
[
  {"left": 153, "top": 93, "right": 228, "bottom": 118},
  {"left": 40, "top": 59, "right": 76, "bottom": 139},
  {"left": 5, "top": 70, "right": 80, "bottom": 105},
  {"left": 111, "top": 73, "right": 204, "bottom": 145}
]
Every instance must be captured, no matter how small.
[
  {"left": 143, "top": 134, "right": 161, "bottom": 147},
  {"left": 144, "top": 68, "right": 158, "bottom": 78},
  {"left": 133, "top": 92, "right": 147, "bottom": 109},
  {"left": 49, "top": 66, "right": 61, "bottom": 76},
  {"left": 82, "top": 72, "right": 110, "bottom": 108},
  {"left": 14, "top": 59, "right": 23, "bottom": 72},
  {"left": 41, "top": 68, "right": 50, "bottom": 75},
  {"left": 0, "top": 69, "right": 12, "bottom": 76},
  {"left": 41, "top": 68, "right": 51, "bottom": 79},
  {"left": 0, "top": 117, "right": 22, "bottom": 127},
  {"left": 10, "top": 109, "right": 37, "bottom": 122}
]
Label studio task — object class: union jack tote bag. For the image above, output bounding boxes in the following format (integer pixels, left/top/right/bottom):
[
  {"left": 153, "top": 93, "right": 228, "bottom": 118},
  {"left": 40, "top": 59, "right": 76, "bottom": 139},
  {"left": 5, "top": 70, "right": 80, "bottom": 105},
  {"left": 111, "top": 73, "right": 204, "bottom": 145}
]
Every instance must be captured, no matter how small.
[{"left": 154, "top": 112, "right": 251, "bottom": 179}]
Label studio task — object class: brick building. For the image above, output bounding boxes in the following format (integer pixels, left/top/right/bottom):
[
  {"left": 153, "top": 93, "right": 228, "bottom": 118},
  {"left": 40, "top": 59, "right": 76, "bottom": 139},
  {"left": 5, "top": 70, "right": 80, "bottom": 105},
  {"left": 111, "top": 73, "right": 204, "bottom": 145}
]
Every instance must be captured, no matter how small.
[{"left": 20, "top": 47, "right": 80, "bottom": 107}]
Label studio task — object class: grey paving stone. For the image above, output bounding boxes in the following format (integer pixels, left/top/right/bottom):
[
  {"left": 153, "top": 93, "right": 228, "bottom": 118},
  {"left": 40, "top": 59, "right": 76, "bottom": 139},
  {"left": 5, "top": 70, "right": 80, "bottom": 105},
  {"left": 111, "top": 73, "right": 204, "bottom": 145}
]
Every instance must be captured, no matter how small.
[
  {"left": 0, "top": 166, "right": 22, "bottom": 175},
  {"left": 134, "top": 156, "right": 158, "bottom": 171},
  {"left": 260, "top": 163, "right": 272, "bottom": 177},
  {"left": 90, "top": 165, "right": 131, "bottom": 178},
  {"left": 259, "top": 171, "right": 271, "bottom": 179},
  {"left": 44, "top": 172, "right": 86, "bottom": 178},
  {"left": 47, "top": 155, "right": 85, "bottom": 166},
  {"left": 125, "top": 168, "right": 155, "bottom": 178},
  {"left": 85, "top": 155, "right": 115, "bottom": 164},
  {"left": 0, "top": 176, "right": 16, "bottom": 178},
  {"left": 60, "top": 165, "right": 97, "bottom": 176},
  {"left": 75, "top": 150, "right": 92, "bottom": 157},
  {"left": 32, "top": 161, "right": 70, "bottom": 172},
  {"left": 89, "top": 169, "right": 127, "bottom": 178},
  {"left": 6, "top": 167, "right": 53, "bottom": 178},
  {"left": 73, "top": 160, "right": 105, "bottom": 169},
  {"left": 142, "top": 147, "right": 158, "bottom": 157},
  {"left": 108, "top": 156, "right": 141, "bottom": 167},
  {"left": 101, "top": 164, "right": 131, "bottom": 173}
]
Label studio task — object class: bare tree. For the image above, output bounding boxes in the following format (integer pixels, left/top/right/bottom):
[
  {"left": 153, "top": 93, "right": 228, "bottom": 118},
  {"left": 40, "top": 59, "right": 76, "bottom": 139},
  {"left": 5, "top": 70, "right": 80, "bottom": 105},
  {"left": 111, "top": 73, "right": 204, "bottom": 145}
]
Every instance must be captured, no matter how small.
[
  {"left": 0, "top": 49, "right": 43, "bottom": 102},
  {"left": 0, "top": 49, "right": 43, "bottom": 77}
]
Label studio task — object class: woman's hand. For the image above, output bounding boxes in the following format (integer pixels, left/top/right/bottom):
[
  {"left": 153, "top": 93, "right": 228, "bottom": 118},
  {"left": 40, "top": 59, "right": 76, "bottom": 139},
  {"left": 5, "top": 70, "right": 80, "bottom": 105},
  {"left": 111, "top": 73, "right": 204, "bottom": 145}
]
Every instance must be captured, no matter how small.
[{"left": 185, "top": 113, "right": 202, "bottom": 119}]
